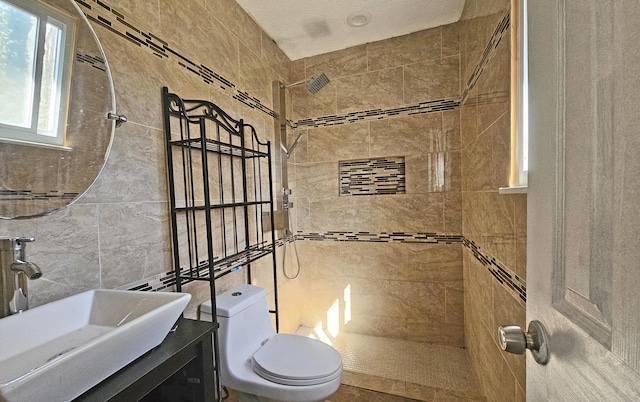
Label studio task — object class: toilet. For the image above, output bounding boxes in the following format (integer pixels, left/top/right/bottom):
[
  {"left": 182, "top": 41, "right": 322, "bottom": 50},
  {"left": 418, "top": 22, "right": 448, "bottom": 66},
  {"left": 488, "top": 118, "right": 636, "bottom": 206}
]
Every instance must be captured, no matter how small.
[{"left": 200, "top": 284, "right": 343, "bottom": 402}]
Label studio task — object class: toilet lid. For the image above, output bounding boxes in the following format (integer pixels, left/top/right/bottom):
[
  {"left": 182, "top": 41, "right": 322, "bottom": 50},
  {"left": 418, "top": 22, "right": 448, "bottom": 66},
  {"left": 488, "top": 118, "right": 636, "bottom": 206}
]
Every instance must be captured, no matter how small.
[{"left": 251, "top": 334, "right": 342, "bottom": 386}]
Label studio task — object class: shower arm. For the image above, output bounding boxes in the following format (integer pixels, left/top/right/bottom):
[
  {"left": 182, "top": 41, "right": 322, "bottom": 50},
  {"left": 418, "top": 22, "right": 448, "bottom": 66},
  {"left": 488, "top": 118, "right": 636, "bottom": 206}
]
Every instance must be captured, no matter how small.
[
  {"left": 280, "top": 73, "right": 330, "bottom": 94},
  {"left": 280, "top": 77, "right": 312, "bottom": 89}
]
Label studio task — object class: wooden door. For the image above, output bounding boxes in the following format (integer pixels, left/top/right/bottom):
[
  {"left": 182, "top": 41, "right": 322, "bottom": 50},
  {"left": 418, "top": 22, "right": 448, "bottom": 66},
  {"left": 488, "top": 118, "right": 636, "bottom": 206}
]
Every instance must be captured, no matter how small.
[{"left": 527, "top": 0, "right": 640, "bottom": 399}]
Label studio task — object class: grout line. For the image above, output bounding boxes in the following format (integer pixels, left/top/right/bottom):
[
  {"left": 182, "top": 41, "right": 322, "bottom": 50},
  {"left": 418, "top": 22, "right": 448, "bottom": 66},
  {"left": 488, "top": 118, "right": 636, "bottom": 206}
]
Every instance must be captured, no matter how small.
[{"left": 96, "top": 204, "right": 103, "bottom": 288}]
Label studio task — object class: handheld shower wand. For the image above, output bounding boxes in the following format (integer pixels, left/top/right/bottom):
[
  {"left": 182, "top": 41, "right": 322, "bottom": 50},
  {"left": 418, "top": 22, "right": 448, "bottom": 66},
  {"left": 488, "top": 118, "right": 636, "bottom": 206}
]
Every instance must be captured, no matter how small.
[{"left": 281, "top": 133, "right": 304, "bottom": 159}]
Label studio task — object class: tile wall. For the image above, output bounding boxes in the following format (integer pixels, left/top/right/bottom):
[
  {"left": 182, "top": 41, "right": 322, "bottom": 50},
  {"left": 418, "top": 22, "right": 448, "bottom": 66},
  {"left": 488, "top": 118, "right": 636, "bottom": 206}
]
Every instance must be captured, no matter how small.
[
  {"left": 285, "top": 23, "right": 465, "bottom": 347},
  {"left": 459, "top": 0, "right": 527, "bottom": 400},
  {"left": 283, "top": 0, "right": 528, "bottom": 398},
  {"left": 0, "top": 0, "right": 301, "bottom": 329}
]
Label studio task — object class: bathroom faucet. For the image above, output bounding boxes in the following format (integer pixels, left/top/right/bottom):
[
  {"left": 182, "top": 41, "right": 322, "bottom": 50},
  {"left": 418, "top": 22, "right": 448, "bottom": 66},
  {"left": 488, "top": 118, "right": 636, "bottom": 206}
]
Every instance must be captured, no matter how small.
[
  {"left": 0, "top": 237, "right": 42, "bottom": 317},
  {"left": 11, "top": 260, "right": 43, "bottom": 280}
]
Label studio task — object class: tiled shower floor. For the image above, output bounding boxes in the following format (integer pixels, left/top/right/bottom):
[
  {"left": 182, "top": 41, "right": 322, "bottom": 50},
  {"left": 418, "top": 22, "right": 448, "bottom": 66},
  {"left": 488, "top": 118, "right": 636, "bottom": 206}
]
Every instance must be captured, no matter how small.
[{"left": 295, "top": 327, "right": 485, "bottom": 402}]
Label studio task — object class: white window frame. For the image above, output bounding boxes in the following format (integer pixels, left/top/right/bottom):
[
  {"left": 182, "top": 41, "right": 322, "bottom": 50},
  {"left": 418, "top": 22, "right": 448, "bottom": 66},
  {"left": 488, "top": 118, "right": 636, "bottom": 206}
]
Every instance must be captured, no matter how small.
[{"left": 0, "top": 0, "right": 75, "bottom": 149}]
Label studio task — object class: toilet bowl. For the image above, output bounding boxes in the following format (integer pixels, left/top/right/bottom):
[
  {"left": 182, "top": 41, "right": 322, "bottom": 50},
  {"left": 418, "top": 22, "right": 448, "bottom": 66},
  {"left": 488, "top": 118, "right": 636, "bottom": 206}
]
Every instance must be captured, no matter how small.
[{"left": 200, "top": 284, "right": 342, "bottom": 402}]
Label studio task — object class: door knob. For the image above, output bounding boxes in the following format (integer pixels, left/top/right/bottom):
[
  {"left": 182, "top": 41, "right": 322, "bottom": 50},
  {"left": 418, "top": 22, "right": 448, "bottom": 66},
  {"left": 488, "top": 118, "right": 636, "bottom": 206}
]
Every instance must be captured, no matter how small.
[{"left": 498, "top": 320, "right": 550, "bottom": 365}]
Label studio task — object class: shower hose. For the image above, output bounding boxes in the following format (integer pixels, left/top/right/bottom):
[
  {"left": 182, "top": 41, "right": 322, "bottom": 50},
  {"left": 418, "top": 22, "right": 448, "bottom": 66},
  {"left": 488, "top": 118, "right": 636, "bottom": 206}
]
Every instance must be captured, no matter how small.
[{"left": 282, "top": 209, "right": 301, "bottom": 280}]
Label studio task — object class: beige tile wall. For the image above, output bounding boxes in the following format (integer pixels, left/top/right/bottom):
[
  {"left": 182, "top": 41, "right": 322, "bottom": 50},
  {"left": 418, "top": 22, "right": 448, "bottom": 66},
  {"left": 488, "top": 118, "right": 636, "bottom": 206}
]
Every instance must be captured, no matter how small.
[
  {"left": 459, "top": 0, "right": 527, "bottom": 400},
  {"left": 287, "top": 24, "right": 465, "bottom": 348},
  {"left": 0, "top": 0, "right": 300, "bottom": 329},
  {"left": 295, "top": 241, "right": 464, "bottom": 347},
  {"left": 288, "top": 24, "right": 461, "bottom": 122}
]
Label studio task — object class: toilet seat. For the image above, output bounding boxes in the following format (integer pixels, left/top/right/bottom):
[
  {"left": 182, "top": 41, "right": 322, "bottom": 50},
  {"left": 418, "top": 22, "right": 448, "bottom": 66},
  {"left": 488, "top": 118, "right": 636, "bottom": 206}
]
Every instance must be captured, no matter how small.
[{"left": 251, "top": 334, "right": 342, "bottom": 386}]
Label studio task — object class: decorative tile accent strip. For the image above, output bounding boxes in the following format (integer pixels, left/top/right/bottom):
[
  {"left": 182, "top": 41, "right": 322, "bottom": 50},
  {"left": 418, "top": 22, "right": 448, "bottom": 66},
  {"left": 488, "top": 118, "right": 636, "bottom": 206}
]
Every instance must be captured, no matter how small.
[
  {"left": 74, "top": 0, "right": 276, "bottom": 119},
  {"left": 340, "top": 157, "right": 406, "bottom": 196},
  {"left": 291, "top": 98, "right": 460, "bottom": 129},
  {"left": 76, "top": 52, "right": 107, "bottom": 71},
  {"left": 297, "top": 231, "right": 464, "bottom": 244},
  {"left": 463, "top": 237, "right": 526, "bottom": 304},
  {"left": 0, "top": 189, "right": 79, "bottom": 201},
  {"left": 120, "top": 270, "right": 175, "bottom": 292},
  {"left": 123, "top": 231, "right": 525, "bottom": 306},
  {"left": 120, "top": 238, "right": 287, "bottom": 292},
  {"left": 460, "top": 10, "right": 511, "bottom": 104}
]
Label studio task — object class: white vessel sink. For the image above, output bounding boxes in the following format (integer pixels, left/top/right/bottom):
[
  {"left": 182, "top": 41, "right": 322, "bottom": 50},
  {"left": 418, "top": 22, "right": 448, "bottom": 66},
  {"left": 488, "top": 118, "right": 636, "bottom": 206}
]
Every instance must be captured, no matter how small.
[{"left": 0, "top": 289, "right": 191, "bottom": 402}]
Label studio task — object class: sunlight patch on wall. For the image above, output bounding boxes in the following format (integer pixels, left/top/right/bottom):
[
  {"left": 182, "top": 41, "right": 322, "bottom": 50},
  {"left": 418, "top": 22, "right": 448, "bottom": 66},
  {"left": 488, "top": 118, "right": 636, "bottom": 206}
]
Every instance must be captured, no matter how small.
[
  {"left": 327, "top": 299, "right": 340, "bottom": 338},
  {"left": 303, "top": 285, "right": 352, "bottom": 344},
  {"left": 344, "top": 284, "right": 352, "bottom": 324}
]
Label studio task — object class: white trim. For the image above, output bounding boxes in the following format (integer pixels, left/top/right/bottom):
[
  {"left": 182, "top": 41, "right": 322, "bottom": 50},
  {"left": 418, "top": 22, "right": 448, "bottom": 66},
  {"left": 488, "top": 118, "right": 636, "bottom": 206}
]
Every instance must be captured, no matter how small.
[
  {"left": 499, "top": 185, "right": 528, "bottom": 194},
  {"left": 0, "top": 136, "right": 72, "bottom": 150}
]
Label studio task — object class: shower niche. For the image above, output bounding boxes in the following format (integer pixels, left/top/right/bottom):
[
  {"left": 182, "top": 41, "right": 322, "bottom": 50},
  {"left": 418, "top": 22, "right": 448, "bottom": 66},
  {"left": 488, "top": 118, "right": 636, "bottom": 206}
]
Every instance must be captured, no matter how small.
[{"left": 162, "top": 87, "right": 278, "bottom": 401}]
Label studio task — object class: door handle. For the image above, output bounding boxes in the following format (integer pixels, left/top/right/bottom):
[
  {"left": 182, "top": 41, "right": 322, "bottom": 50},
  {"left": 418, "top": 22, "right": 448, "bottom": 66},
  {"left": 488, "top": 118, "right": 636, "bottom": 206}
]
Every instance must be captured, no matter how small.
[{"left": 498, "top": 320, "right": 550, "bottom": 365}]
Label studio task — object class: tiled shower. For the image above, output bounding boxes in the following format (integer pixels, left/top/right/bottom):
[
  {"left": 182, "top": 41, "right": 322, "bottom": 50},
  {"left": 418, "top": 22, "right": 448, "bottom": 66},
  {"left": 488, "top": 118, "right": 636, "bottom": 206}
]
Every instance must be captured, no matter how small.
[{"left": 0, "top": 0, "right": 526, "bottom": 400}]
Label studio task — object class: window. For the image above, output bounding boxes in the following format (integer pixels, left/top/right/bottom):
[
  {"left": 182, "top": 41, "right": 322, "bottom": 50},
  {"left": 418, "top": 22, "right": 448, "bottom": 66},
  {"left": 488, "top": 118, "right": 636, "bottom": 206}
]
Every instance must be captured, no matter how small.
[
  {"left": 516, "top": 0, "right": 528, "bottom": 185},
  {"left": 502, "top": 0, "right": 528, "bottom": 194},
  {"left": 0, "top": 0, "right": 75, "bottom": 148}
]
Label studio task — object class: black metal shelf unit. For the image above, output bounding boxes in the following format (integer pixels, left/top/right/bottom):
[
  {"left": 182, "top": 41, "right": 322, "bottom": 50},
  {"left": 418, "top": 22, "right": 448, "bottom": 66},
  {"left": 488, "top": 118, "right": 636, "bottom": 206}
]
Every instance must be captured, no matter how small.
[{"left": 162, "top": 87, "right": 278, "bottom": 402}]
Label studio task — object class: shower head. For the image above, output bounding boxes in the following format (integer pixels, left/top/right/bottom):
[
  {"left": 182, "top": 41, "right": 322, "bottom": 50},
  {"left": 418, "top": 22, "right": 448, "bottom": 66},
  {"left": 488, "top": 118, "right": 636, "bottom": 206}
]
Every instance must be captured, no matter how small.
[
  {"left": 281, "top": 73, "right": 330, "bottom": 94},
  {"left": 306, "top": 73, "right": 330, "bottom": 94}
]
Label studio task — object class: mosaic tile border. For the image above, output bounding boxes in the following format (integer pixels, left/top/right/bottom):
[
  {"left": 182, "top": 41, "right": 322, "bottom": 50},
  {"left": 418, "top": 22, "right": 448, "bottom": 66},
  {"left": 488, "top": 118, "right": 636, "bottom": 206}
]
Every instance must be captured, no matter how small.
[
  {"left": 121, "top": 238, "right": 287, "bottom": 292},
  {"left": 74, "top": 0, "right": 276, "bottom": 119},
  {"left": 340, "top": 157, "right": 406, "bottom": 196},
  {"left": 297, "top": 231, "right": 464, "bottom": 244},
  {"left": 76, "top": 52, "right": 107, "bottom": 71},
  {"left": 119, "top": 233, "right": 462, "bottom": 292},
  {"left": 462, "top": 237, "right": 526, "bottom": 304},
  {"left": 290, "top": 98, "right": 460, "bottom": 129},
  {"left": 123, "top": 231, "right": 525, "bottom": 305},
  {"left": 76, "top": 0, "right": 510, "bottom": 130},
  {"left": 460, "top": 10, "right": 511, "bottom": 105},
  {"left": 0, "top": 189, "right": 79, "bottom": 202},
  {"left": 120, "top": 270, "right": 175, "bottom": 292},
  {"left": 295, "top": 231, "right": 526, "bottom": 304}
]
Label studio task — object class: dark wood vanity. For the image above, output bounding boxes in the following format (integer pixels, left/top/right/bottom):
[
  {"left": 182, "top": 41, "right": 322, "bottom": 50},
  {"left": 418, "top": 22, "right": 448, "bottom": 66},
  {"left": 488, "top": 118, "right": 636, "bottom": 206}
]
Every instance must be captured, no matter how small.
[{"left": 75, "top": 318, "right": 217, "bottom": 402}]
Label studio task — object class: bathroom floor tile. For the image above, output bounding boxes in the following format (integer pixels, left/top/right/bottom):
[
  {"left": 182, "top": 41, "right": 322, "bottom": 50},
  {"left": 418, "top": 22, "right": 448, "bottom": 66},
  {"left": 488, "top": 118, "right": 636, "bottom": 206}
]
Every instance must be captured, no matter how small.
[
  {"left": 295, "top": 328, "right": 485, "bottom": 401},
  {"left": 223, "top": 329, "right": 485, "bottom": 402},
  {"left": 326, "top": 384, "right": 423, "bottom": 402},
  {"left": 224, "top": 384, "right": 424, "bottom": 402}
]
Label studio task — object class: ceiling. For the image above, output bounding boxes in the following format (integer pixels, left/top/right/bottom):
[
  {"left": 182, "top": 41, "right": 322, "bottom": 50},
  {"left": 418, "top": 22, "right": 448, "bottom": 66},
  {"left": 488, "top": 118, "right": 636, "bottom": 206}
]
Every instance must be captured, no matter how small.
[{"left": 234, "top": 0, "right": 467, "bottom": 60}]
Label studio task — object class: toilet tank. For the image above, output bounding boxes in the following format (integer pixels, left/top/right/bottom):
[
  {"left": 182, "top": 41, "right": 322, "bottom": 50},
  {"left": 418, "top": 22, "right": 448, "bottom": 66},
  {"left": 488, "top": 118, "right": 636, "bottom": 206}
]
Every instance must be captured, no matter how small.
[
  {"left": 216, "top": 284, "right": 267, "bottom": 318},
  {"left": 201, "top": 284, "right": 276, "bottom": 359}
]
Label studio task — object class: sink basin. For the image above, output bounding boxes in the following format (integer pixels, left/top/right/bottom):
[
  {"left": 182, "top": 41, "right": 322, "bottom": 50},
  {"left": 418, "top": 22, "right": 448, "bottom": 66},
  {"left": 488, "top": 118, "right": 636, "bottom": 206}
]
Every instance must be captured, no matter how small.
[{"left": 0, "top": 289, "right": 191, "bottom": 402}]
